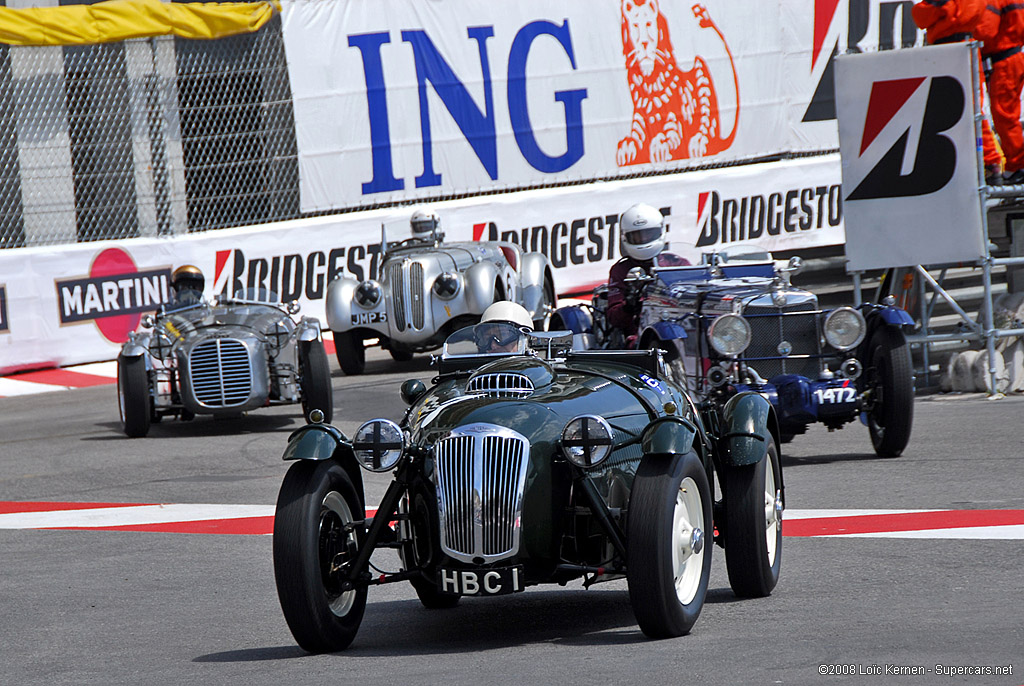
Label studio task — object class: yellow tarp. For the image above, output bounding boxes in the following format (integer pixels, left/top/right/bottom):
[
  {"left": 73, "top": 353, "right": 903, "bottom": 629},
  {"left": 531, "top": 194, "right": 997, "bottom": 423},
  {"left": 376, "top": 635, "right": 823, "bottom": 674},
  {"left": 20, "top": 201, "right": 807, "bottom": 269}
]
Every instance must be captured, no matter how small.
[{"left": 0, "top": 0, "right": 280, "bottom": 46}]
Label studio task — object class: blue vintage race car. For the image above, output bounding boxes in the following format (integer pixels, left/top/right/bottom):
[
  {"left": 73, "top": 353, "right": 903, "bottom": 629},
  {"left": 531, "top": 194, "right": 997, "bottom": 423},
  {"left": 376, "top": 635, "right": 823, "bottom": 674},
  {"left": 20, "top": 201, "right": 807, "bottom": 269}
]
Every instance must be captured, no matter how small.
[{"left": 554, "top": 247, "right": 915, "bottom": 457}]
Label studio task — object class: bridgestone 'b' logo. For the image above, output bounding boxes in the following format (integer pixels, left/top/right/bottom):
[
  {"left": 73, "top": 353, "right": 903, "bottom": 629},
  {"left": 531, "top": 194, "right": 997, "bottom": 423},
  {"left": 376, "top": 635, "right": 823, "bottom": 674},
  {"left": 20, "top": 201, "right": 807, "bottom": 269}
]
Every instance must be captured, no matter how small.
[{"left": 847, "top": 76, "right": 963, "bottom": 201}]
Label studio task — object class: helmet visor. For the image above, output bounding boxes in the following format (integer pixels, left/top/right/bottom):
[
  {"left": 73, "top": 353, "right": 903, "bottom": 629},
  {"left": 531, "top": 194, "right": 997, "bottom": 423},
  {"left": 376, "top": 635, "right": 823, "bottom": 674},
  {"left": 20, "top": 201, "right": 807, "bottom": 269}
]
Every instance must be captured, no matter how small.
[
  {"left": 624, "top": 227, "right": 662, "bottom": 245},
  {"left": 412, "top": 218, "right": 437, "bottom": 234}
]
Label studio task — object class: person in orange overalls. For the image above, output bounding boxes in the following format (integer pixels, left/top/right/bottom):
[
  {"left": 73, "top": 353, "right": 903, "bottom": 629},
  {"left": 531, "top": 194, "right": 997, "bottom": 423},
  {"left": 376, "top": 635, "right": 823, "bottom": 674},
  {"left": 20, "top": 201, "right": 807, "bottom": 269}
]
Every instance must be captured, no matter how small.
[
  {"left": 975, "top": 0, "right": 1024, "bottom": 184},
  {"left": 913, "top": 0, "right": 1005, "bottom": 185}
]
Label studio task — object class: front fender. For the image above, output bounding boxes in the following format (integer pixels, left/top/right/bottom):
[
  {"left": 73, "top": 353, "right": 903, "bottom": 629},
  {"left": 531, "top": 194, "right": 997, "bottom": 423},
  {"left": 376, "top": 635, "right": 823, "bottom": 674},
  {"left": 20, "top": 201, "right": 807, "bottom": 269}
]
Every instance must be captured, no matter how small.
[
  {"left": 644, "top": 320, "right": 688, "bottom": 342},
  {"left": 325, "top": 276, "right": 359, "bottom": 332},
  {"left": 295, "top": 316, "right": 321, "bottom": 342},
  {"left": 519, "top": 252, "right": 552, "bottom": 317},
  {"left": 875, "top": 305, "right": 915, "bottom": 328},
  {"left": 640, "top": 415, "right": 698, "bottom": 455},
  {"left": 464, "top": 261, "right": 500, "bottom": 314},
  {"left": 120, "top": 331, "right": 152, "bottom": 358},
  {"left": 282, "top": 422, "right": 364, "bottom": 496},
  {"left": 719, "top": 391, "right": 775, "bottom": 467},
  {"left": 552, "top": 304, "right": 593, "bottom": 335}
]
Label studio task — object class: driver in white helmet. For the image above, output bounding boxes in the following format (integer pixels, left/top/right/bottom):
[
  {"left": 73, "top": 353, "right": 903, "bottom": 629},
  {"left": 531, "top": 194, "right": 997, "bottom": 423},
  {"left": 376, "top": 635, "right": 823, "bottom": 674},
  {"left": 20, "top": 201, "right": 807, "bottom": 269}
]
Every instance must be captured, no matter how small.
[
  {"left": 606, "top": 203, "right": 689, "bottom": 341},
  {"left": 410, "top": 208, "right": 442, "bottom": 243},
  {"left": 474, "top": 301, "right": 533, "bottom": 354}
]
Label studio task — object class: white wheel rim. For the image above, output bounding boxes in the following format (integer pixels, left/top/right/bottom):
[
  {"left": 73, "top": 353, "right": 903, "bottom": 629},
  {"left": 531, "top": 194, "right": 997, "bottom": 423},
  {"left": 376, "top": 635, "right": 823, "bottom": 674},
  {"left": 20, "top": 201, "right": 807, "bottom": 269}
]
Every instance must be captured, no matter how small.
[
  {"left": 321, "top": 491, "right": 357, "bottom": 616},
  {"left": 672, "top": 476, "right": 705, "bottom": 605},
  {"left": 764, "top": 456, "right": 781, "bottom": 566}
]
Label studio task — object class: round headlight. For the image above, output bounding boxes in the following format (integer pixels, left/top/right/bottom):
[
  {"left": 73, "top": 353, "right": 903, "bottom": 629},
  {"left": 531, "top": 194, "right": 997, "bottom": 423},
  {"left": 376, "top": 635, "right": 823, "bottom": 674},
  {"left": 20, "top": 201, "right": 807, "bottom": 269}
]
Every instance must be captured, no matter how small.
[
  {"left": 352, "top": 419, "right": 405, "bottom": 472},
  {"left": 708, "top": 313, "right": 752, "bottom": 356},
  {"left": 824, "top": 307, "right": 866, "bottom": 350},
  {"left": 354, "top": 280, "right": 382, "bottom": 309},
  {"left": 561, "top": 415, "right": 614, "bottom": 468},
  {"left": 432, "top": 272, "right": 460, "bottom": 300}
]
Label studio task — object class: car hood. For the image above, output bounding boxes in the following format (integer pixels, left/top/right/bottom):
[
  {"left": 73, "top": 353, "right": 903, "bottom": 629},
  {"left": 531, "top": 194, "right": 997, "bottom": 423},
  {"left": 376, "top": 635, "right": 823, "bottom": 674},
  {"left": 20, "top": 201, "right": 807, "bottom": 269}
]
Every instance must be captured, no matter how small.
[{"left": 407, "top": 356, "right": 663, "bottom": 449}]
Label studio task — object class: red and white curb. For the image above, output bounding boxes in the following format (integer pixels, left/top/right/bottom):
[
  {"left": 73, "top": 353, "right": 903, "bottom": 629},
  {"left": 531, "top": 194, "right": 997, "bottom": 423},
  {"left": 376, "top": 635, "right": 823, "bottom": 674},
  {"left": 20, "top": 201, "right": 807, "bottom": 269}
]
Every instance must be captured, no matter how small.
[
  {"left": 2, "top": 503, "right": 1023, "bottom": 539},
  {"left": 0, "top": 362, "right": 118, "bottom": 397},
  {"left": 0, "top": 335, "right": 338, "bottom": 398}
]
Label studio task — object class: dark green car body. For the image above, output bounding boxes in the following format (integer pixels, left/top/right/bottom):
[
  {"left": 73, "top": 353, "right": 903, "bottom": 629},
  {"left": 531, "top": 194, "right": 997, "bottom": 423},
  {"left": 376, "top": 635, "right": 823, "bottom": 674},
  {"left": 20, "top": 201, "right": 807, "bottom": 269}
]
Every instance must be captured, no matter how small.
[{"left": 273, "top": 330, "right": 784, "bottom": 652}]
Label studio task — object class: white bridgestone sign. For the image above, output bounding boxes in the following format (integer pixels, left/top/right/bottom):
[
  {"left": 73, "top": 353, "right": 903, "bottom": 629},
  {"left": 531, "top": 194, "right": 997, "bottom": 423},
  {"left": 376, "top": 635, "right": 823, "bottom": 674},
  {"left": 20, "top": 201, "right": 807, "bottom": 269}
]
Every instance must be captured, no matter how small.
[{"left": 836, "top": 43, "right": 986, "bottom": 272}]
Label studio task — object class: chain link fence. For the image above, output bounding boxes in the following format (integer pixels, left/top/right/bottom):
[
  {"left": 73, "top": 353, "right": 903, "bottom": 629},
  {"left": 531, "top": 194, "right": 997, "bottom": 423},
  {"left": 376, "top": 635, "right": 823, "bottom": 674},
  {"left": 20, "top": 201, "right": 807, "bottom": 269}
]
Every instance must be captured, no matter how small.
[{"left": 0, "top": 15, "right": 298, "bottom": 249}]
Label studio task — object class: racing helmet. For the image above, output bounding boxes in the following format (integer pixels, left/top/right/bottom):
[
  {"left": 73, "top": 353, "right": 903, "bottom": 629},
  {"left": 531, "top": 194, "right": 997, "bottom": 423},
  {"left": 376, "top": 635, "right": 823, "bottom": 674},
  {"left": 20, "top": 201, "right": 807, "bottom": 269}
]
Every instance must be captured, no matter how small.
[
  {"left": 171, "top": 264, "right": 204, "bottom": 300},
  {"left": 410, "top": 208, "right": 441, "bottom": 240},
  {"left": 619, "top": 203, "right": 665, "bottom": 261},
  {"left": 480, "top": 301, "right": 534, "bottom": 331}
]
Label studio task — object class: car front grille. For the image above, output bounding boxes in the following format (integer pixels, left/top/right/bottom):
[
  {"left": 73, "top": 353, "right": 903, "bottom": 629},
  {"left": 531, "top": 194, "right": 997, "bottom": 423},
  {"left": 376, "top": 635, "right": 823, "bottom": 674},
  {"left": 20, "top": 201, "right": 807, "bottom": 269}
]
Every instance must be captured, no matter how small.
[
  {"left": 466, "top": 372, "right": 535, "bottom": 398},
  {"left": 741, "top": 302, "right": 822, "bottom": 379},
  {"left": 434, "top": 424, "right": 529, "bottom": 563},
  {"left": 410, "top": 262, "right": 425, "bottom": 329},
  {"left": 188, "top": 338, "right": 252, "bottom": 407},
  {"left": 386, "top": 261, "right": 426, "bottom": 332},
  {"left": 387, "top": 262, "right": 406, "bottom": 332}
]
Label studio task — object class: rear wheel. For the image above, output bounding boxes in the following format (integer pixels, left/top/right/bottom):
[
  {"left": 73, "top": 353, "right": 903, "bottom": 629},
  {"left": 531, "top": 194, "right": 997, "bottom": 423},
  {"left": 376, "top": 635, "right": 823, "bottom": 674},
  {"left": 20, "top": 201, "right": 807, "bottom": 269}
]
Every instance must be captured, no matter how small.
[
  {"left": 273, "top": 460, "right": 367, "bottom": 653},
  {"left": 389, "top": 348, "right": 414, "bottom": 363},
  {"left": 299, "top": 339, "right": 333, "bottom": 423},
  {"left": 865, "top": 327, "right": 914, "bottom": 457},
  {"left": 724, "top": 441, "right": 782, "bottom": 597},
  {"left": 627, "top": 450, "right": 712, "bottom": 638},
  {"left": 334, "top": 331, "right": 366, "bottom": 376},
  {"left": 117, "top": 354, "right": 151, "bottom": 438}
]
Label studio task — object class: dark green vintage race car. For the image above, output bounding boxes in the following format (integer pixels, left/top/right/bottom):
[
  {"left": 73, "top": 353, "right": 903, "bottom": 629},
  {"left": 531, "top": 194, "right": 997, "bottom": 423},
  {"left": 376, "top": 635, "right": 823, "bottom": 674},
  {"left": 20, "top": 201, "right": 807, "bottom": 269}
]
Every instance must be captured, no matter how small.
[{"left": 272, "top": 324, "right": 785, "bottom": 653}]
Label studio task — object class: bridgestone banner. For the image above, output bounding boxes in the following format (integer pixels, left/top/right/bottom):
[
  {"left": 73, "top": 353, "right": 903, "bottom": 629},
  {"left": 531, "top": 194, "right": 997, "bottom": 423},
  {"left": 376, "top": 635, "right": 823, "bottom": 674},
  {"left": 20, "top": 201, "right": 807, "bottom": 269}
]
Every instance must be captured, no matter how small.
[
  {"left": 836, "top": 44, "right": 986, "bottom": 272},
  {"left": 0, "top": 155, "right": 841, "bottom": 371}
]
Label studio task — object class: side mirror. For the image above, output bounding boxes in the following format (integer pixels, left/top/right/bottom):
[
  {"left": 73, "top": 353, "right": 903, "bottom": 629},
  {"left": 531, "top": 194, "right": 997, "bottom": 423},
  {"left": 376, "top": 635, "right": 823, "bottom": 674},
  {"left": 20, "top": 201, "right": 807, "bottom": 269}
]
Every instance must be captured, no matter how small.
[
  {"left": 400, "top": 378, "right": 427, "bottom": 405},
  {"left": 786, "top": 256, "right": 804, "bottom": 275},
  {"left": 625, "top": 266, "right": 646, "bottom": 281},
  {"left": 287, "top": 300, "right": 301, "bottom": 314}
]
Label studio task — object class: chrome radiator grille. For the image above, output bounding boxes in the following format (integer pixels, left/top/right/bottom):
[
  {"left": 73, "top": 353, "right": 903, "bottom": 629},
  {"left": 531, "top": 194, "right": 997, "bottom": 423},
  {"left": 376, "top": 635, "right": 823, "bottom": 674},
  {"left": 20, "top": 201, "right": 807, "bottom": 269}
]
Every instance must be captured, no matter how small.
[
  {"left": 387, "top": 262, "right": 406, "bottom": 332},
  {"left": 434, "top": 424, "right": 529, "bottom": 563},
  {"left": 188, "top": 338, "right": 252, "bottom": 406},
  {"left": 386, "top": 260, "right": 426, "bottom": 332},
  {"left": 466, "top": 372, "right": 535, "bottom": 398},
  {"left": 410, "top": 262, "right": 425, "bottom": 329},
  {"left": 741, "top": 302, "right": 822, "bottom": 379}
]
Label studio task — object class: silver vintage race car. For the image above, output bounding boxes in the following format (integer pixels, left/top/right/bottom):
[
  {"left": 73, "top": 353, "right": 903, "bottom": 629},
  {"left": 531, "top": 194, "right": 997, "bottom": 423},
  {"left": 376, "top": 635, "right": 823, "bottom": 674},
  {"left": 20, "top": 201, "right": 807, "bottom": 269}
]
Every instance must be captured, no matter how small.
[
  {"left": 325, "top": 216, "right": 556, "bottom": 374},
  {"left": 116, "top": 289, "right": 333, "bottom": 437}
]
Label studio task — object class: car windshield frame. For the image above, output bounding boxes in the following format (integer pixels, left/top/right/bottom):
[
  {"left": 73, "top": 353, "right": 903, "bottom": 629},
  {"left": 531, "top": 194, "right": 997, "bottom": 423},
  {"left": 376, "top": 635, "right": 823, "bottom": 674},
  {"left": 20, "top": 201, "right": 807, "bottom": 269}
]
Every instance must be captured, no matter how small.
[{"left": 441, "top": 322, "right": 529, "bottom": 360}]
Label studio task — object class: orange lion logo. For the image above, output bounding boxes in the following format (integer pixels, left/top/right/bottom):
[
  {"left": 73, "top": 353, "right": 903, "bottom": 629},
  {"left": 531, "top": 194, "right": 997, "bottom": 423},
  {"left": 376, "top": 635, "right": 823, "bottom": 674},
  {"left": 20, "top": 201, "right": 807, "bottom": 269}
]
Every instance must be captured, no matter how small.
[{"left": 617, "top": 1, "right": 739, "bottom": 166}]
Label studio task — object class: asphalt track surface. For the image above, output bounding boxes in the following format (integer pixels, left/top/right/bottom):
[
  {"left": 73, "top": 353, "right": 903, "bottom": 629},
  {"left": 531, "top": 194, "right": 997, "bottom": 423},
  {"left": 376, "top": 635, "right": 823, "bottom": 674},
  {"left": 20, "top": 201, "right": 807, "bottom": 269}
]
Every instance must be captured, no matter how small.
[{"left": 1, "top": 348, "right": 1022, "bottom": 686}]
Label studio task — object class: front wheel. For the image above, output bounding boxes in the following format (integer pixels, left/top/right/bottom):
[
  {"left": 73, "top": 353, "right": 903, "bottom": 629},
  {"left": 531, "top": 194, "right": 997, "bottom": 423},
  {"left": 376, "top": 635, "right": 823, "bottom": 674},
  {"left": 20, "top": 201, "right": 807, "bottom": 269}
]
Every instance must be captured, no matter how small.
[
  {"left": 334, "top": 330, "right": 366, "bottom": 376},
  {"left": 117, "top": 354, "right": 151, "bottom": 438},
  {"left": 723, "top": 441, "right": 782, "bottom": 598},
  {"left": 627, "top": 450, "right": 713, "bottom": 638},
  {"left": 299, "top": 339, "right": 334, "bottom": 423},
  {"left": 389, "top": 348, "right": 414, "bottom": 363},
  {"left": 865, "top": 327, "right": 914, "bottom": 457},
  {"left": 273, "top": 461, "right": 368, "bottom": 653}
]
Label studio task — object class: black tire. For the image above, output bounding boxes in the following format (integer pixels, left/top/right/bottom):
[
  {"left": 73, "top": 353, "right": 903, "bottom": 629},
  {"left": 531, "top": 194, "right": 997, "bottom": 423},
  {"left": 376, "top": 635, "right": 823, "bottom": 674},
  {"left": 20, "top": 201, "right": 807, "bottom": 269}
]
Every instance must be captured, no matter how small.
[
  {"left": 627, "top": 450, "right": 713, "bottom": 638},
  {"left": 300, "top": 339, "right": 334, "bottom": 423},
  {"left": 723, "top": 441, "right": 782, "bottom": 598},
  {"left": 866, "top": 327, "right": 914, "bottom": 457},
  {"left": 273, "top": 460, "right": 368, "bottom": 653},
  {"left": 779, "top": 433, "right": 795, "bottom": 444},
  {"left": 334, "top": 330, "right": 366, "bottom": 376},
  {"left": 410, "top": 576, "right": 461, "bottom": 609},
  {"left": 389, "top": 348, "right": 414, "bottom": 363},
  {"left": 534, "top": 278, "right": 556, "bottom": 331},
  {"left": 117, "top": 354, "right": 151, "bottom": 438}
]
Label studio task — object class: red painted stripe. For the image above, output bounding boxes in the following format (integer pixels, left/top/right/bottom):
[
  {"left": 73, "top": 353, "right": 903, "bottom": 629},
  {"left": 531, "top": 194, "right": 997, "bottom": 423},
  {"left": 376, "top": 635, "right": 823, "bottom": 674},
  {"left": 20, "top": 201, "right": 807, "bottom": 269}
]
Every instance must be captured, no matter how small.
[
  {"left": 783, "top": 510, "right": 1024, "bottom": 537},
  {"left": 0, "top": 501, "right": 150, "bottom": 514},
  {"left": 14, "top": 368, "right": 115, "bottom": 388},
  {"left": 52, "top": 516, "right": 275, "bottom": 535}
]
